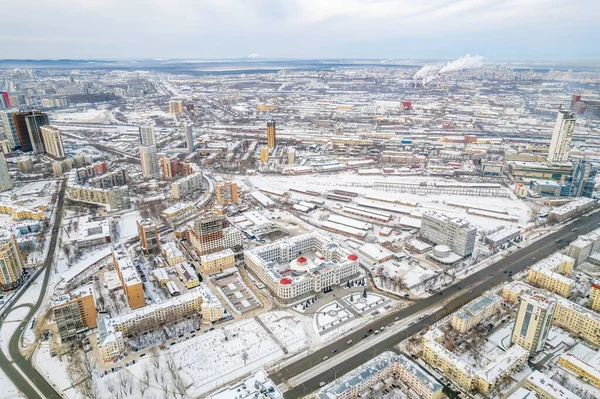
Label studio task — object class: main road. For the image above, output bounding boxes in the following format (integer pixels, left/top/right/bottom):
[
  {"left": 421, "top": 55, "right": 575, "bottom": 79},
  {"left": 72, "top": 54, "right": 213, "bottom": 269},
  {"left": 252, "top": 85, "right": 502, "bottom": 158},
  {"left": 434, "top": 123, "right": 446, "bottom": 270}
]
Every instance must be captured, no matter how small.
[
  {"left": 271, "top": 210, "right": 600, "bottom": 398},
  {"left": 0, "top": 179, "right": 67, "bottom": 399}
]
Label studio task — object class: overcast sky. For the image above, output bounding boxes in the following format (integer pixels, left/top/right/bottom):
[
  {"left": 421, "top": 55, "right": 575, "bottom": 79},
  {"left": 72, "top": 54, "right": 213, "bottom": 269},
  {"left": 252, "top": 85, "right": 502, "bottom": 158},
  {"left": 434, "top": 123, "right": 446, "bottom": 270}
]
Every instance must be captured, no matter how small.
[{"left": 2, "top": 0, "right": 598, "bottom": 60}]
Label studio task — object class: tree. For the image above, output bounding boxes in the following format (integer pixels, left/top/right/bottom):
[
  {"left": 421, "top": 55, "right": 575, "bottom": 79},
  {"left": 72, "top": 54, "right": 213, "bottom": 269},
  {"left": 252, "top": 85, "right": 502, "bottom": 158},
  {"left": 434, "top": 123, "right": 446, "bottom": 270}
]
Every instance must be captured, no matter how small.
[
  {"left": 241, "top": 350, "right": 249, "bottom": 365},
  {"left": 363, "top": 288, "right": 367, "bottom": 298}
]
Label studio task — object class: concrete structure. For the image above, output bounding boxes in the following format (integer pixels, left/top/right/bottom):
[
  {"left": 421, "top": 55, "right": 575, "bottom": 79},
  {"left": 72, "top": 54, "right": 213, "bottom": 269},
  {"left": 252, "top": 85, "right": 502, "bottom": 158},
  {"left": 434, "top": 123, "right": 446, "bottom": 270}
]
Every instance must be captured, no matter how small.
[
  {"left": 524, "top": 371, "right": 578, "bottom": 399},
  {"left": 138, "top": 125, "right": 156, "bottom": 146},
  {"left": 558, "top": 345, "right": 600, "bottom": 389},
  {"left": 420, "top": 211, "right": 477, "bottom": 257},
  {"left": 501, "top": 281, "right": 534, "bottom": 304},
  {"left": 17, "top": 157, "right": 34, "bottom": 173},
  {"left": 67, "top": 169, "right": 131, "bottom": 211},
  {"left": 567, "top": 227, "right": 600, "bottom": 265},
  {"left": 162, "top": 241, "right": 184, "bottom": 266},
  {"left": 511, "top": 290, "right": 556, "bottom": 354},
  {"left": 548, "top": 197, "right": 595, "bottom": 222},
  {"left": 0, "top": 155, "right": 12, "bottom": 192},
  {"left": 189, "top": 212, "right": 230, "bottom": 256},
  {"left": 588, "top": 282, "right": 600, "bottom": 311},
  {"left": 451, "top": 293, "right": 502, "bottom": 333},
  {"left": 215, "top": 181, "right": 239, "bottom": 205},
  {"left": 171, "top": 172, "right": 203, "bottom": 200},
  {"left": 139, "top": 145, "right": 160, "bottom": 178},
  {"left": 357, "top": 243, "right": 393, "bottom": 266},
  {"left": 244, "top": 232, "right": 359, "bottom": 302},
  {"left": 199, "top": 248, "right": 235, "bottom": 274},
  {"left": 317, "top": 351, "right": 442, "bottom": 399},
  {"left": 112, "top": 245, "right": 145, "bottom": 310},
  {"left": 169, "top": 100, "right": 183, "bottom": 114},
  {"left": 485, "top": 226, "right": 521, "bottom": 248},
  {"left": 137, "top": 219, "right": 160, "bottom": 254},
  {"left": 547, "top": 110, "right": 575, "bottom": 163},
  {"left": 176, "top": 262, "right": 200, "bottom": 288},
  {"left": 527, "top": 253, "right": 575, "bottom": 298},
  {"left": 474, "top": 344, "right": 529, "bottom": 393},
  {"left": 40, "top": 126, "right": 65, "bottom": 159},
  {"left": 267, "top": 119, "right": 276, "bottom": 149},
  {"left": 50, "top": 284, "right": 98, "bottom": 340},
  {"left": 183, "top": 123, "right": 194, "bottom": 154},
  {"left": 0, "top": 230, "right": 25, "bottom": 291},
  {"left": 97, "top": 316, "right": 125, "bottom": 363},
  {"left": 76, "top": 216, "right": 111, "bottom": 248}
]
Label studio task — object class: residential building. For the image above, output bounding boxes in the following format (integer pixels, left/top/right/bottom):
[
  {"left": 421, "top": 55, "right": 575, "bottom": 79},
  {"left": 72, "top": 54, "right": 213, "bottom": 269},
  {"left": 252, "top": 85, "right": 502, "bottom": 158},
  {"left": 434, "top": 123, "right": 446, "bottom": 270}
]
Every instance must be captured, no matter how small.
[
  {"left": 260, "top": 146, "right": 269, "bottom": 163},
  {"left": 139, "top": 145, "right": 160, "bottom": 178},
  {"left": 527, "top": 253, "right": 575, "bottom": 297},
  {"left": 474, "top": 345, "right": 529, "bottom": 393},
  {"left": 420, "top": 211, "right": 477, "bottom": 257},
  {"left": 566, "top": 159, "right": 597, "bottom": 197},
  {"left": 199, "top": 248, "right": 235, "bottom": 274},
  {"left": 547, "top": 110, "right": 575, "bottom": 163},
  {"left": 0, "top": 230, "right": 25, "bottom": 291},
  {"left": 138, "top": 125, "right": 156, "bottom": 146},
  {"left": 588, "top": 282, "right": 600, "bottom": 311},
  {"left": 215, "top": 181, "right": 239, "bottom": 205},
  {"left": 451, "top": 293, "right": 502, "bottom": 333},
  {"left": 24, "top": 112, "right": 50, "bottom": 154},
  {"left": 524, "top": 371, "right": 578, "bottom": 399},
  {"left": 97, "top": 316, "right": 125, "bottom": 363},
  {"left": 40, "top": 126, "right": 65, "bottom": 159},
  {"left": 17, "top": 157, "right": 34, "bottom": 173},
  {"left": 159, "top": 156, "right": 181, "bottom": 180},
  {"left": 176, "top": 262, "right": 200, "bottom": 288},
  {"left": 66, "top": 168, "right": 131, "bottom": 211},
  {"left": 0, "top": 111, "right": 18, "bottom": 149},
  {"left": 183, "top": 123, "right": 194, "bottom": 154},
  {"left": 169, "top": 100, "right": 183, "bottom": 114},
  {"left": 244, "top": 232, "right": 359, "bottom": 302},
  {"left": 501, "top": 281, "right": 534, "bottom": 304},
  {"left": 162, "top": 241, "right": 184, "bottom": 266},
  {"left": 189, "top": 212, "right": 228, "bottom": 256},
  {"left": 112, "top": 245, "right": 145, "bottom": 310},
  {"left": 50, "top": 284, "right": 98, "bottom": 340},
  {"left": 567, "top": 227, "right": 600, "bottom": 265},
  {"left": 0, "top": 203, "right": 44, "bottom": 221},
  {"left": 554, "top": 296, "right": 600, "bottom": 347},
  {"left": 511, "top": 290, "right": 556, "bottom": 354},
  {"left": 0, "top": 156, "right": 12, "bottom": 192},
  {"left": 76, "top": 216, "right": 111, "bottom": 248},
  {"left": 267, "top": 119, "right": 276, "bottom": 149},
  {"left": 422, "top": 339, "right": 475, "bottom": 391},
  {"left": 558, "top": 344, "right": 600, "bottom": 389},
  {"left": 137, "top": 219, "right": 160, "bottom": 254},
  {"left": 317, "top": 351, "right": 443, "bottom": 399},
  {"left": 200, "top": 282, "right": 224, "bottom": 322},
  {"left": 171, "top": 171, "right": 203, "bottom": 200}
]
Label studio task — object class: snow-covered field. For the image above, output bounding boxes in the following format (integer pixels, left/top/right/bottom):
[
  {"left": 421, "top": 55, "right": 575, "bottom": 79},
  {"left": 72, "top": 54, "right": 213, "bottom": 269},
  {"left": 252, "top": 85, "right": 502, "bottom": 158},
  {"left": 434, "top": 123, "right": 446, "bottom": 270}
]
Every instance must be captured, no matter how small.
[
  {"left": 314, "top": 301, "right": 355, "bottom": 334},
  {"left": 342, "top": 292, "right": 389, "bottom": 313},
  {"left": 51, "top": 109, "right": 109, "bottom": 123},
  {"left": 258, "top": 311, "right": 307, "bottom": 354}
]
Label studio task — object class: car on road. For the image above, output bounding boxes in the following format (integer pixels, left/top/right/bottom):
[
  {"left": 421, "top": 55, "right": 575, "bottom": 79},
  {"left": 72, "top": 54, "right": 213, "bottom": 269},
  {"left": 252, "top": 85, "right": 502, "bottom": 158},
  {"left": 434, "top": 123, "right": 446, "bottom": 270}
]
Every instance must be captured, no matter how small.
[
  {"left": 438, "top": 292, "right": 443, "bottom": 295},
  {"left": 368, "top": 329, "right": 373, "bottom": 333},
  {"left": 572, "top": 228, "right": 578, "bottom": 232},
  {"left": 408, "top": 321, "right": 415, "bottom": 326},
  {"left": 347, "top": 339, "right": 353, "bottom": 344},
  {"left": 457, "top": 286, "right": 461, "bottom": 290},
  {"left": 323, "top": 356, "right": 329, "bottom": 361},
  {"left": 394, "top": 316, "right": 399, "bottom": 321},
  {"left": 419, "top": 315, "right": 425, "bottom": 319},
  {"left": 319, "top": 382, "right": 326, "bottom": 387},
  {"left": 469, "top": 290, "right": 473, "bottom": 294}
]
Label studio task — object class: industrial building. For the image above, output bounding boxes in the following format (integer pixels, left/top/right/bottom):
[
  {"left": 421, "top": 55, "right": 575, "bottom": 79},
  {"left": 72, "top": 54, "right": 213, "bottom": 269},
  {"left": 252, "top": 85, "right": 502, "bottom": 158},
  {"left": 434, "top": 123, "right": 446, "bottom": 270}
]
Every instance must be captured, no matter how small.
[{"left": 420, "top": 211, "right": 477, "bottom": 258}]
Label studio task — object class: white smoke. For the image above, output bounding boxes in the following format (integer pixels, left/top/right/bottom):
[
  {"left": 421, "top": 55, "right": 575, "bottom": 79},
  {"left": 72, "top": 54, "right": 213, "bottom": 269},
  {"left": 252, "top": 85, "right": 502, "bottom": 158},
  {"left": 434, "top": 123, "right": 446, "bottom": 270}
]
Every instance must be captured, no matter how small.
[
  {"left": 423, "top": 75, "right": 437, "bottom": 85},
  {"left": 439, "top": 54, "right": 483, "bottom": 74},
  {"left": 413, "top": 64, "right": 441, "bottom": 80}
]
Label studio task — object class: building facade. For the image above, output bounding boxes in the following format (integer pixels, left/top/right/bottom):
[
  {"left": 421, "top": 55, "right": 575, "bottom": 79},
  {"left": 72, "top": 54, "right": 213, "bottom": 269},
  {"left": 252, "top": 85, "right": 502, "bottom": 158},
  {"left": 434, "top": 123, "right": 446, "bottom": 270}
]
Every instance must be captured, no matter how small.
[
  {"left": 267, "top": 119, "right": 276, "bottom": 149},
  {"left": 40, "top": 126, "right": 65, "bottom": 159},
  {"left": 0, "top": 156, "right": 12, "bottom": 192},
  {"left": 451, "top": 294, "right": 502, "bottom": 333},
  {"left": 511, "top": 290, "right": 556, "bottom": 354},
  {"left": 171, "top": 172, "right": 203, "bottom": 200},
  {"left": 527, "top": 253, "right": 575, "bottom": 298},
  {"left": 420, "top": 211, "right": 477, "bottom": 257},
  {"left": 138, "top": 125, "right": 156, "bottom": 146},
  {"left": 0, "top": 230, "right": 25, "bottom": 291},
  {"left": 137, "top": 219, "right": 160, "bottom": 254},
  {"left": 139, "top": 145, "right": 160, "bottom": 178},
  {"left": 199, "top": 248, "right": 235, "bottom": 274},
  {"left": 50, "top": 284, "right": 98, "bottom": 340},
  {"left": 547, "top": 110, "right": 575, "bottom": 163},
  {"left": 112, "top": 245, "right": 145, "bottom": 310}
]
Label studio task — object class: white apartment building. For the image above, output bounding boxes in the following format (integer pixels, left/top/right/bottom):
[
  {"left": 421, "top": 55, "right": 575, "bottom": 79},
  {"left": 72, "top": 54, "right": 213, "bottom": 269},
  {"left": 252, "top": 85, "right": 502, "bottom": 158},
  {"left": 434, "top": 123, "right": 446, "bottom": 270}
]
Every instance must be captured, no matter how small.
[
  {"left": 547, "top": 110, "right": 575, "bottom": 163},
  {"left": 0, "top": 155, "right": 12, "bottom": 192},
  {"left": 139, "top": 145, "right": 160, "bottom": 178},
  {"left": 40, "top": 126, "right": 65, "bottom": 159},
  {"left": 420, "top": 211, "right": 477, "bottom": 257},
  {"left": 244, "top": 231, "right": 359, "bottom": 302},
  {"left": 138, "top": 125, "right": 156, "bottom": 146},
  {"left": 171, "top": 172, "right": 203, "bottom": 200}
]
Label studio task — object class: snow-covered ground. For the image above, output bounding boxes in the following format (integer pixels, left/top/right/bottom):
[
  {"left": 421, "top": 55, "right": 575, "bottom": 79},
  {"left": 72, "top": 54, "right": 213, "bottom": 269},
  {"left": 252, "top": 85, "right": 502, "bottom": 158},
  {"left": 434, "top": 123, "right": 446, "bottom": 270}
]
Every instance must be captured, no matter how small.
[
  {"left": 0, "top": 306, "right": 30, "bottom": 360},
  {"left": 314, "top": 302, "right": 355, "bottom": 334},
  {"left": 0, "top": 370, "right": 21, "bottom": 399},
  {"left": 257, "top": 311, "right": 307, "bottom": 354},
  {"left": 51, "top": 109, "right": 109, "bottom": 123},
  {"left": 342, "top": 292, "right": 389, "bottom": 314}
]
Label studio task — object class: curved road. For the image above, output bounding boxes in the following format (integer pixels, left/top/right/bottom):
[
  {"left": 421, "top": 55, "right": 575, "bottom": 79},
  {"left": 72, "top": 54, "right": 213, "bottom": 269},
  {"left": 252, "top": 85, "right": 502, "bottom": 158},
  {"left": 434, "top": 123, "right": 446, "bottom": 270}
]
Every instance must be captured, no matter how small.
[
  {"left": 0, "top": 179, "right": 66, "bottom": 399},
  {"left": 272, "top": 210, "right": 600, "bottom": 398}
]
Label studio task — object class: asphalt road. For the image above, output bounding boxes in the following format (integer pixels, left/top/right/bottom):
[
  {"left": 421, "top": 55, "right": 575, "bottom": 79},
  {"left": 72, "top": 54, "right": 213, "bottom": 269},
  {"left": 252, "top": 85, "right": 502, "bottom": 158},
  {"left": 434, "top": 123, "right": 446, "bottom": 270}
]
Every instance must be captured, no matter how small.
[
  {"left": 0, "top": 179, "right": 66, "bottom": 399},
  {"left": 273, "top": 210, "right": 600, "bottom": 398}
]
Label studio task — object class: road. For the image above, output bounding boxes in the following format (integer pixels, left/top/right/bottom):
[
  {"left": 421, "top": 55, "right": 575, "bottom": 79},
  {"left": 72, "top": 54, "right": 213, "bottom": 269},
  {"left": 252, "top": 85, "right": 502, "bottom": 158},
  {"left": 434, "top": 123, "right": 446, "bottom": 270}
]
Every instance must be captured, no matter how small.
[
  {"left": 0, "top": 179, "right": 67, "bottom": 399},
  {"left": 271, "top": 210, "right": 600, "bottom": 398}
]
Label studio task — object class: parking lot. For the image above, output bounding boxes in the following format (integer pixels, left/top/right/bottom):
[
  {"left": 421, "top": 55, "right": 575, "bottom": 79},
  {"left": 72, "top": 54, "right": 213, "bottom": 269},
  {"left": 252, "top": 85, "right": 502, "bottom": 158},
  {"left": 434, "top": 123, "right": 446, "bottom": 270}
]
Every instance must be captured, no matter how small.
[{"left": 212, "top": 273, "right": 262, "bottom": 314}]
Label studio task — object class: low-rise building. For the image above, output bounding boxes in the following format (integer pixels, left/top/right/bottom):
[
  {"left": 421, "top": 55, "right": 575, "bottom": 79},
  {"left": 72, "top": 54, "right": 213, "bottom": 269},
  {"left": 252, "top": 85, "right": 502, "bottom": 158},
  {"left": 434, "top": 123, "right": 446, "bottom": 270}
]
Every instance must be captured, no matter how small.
[
  {"left": 162, "top": 241, "right": 184, "bottom": 266},
  {"left": 451, "top": 293, "right": 502, "bottom": 333},
  {"left": 474, "top": 345, "right": 529, "bottom": 393},
  {"left": 76, "top": 216, "right": 111, "bottom": 248},
  {"left": 422, "top": 340, "right": 475, "bottom": 391},
  {"left": 501, "top": 281, "right": 533, "bottom": 304},
  {"left": 317, "top": 351, "right": 443, "bottom": 399},
  {"left": 0, "top": 203, "right": 44, "bottom": 221},
  {"left": 588, "top": 281, "right": 600, "bottom": 311},
  {"left": 554, "top": 296, "right": 600, "bottom": 347},
  {"left": 524, "top": 370, "right": 578, "bottom": 399},
  {"left": 358, "top": 243, "right": 393, "bottom": 266},
  {"left": 558, "top": 344, "right": 600, "bottom": 389},
  {"left": 527, "top": 253, "right": 575, "bottom": 298},
  {"left": 176, "top": 262, "right": 200, "bottom": 288},
  {"left": 547, "top": 197, "right": 595, "bottom": 223},
  {"left": 200, "top": 248, "right": 235, "bottom": 275},
  {"left": 485, "top": 226, "right": 521, "bottom": 248}
]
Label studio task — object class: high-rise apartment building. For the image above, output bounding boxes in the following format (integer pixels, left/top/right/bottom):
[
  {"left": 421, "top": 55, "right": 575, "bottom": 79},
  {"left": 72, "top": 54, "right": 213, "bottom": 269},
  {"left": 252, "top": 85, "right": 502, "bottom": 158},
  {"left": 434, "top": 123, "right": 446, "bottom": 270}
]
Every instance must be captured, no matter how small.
[
  {"left": 183, "top": 123, "right": 194, "bottom": 154},
  {"left": 511, "top": 290, "right": 556, "bottom": 354},
  {"left": 159, "top": 156, "right": 180, "bottom": 180},
  {"left": 566, "top": 159, "right": 597, "bottom": 197},
  {"left": 0, "top": 111, "right": 19, "bottom": 149},
  {"left": 169, "top": 100, "right": 183, "bottom": 114},
  {"left": 190, "top": 213, "right": 228, "bottom": 256},
  {"left": 137, "top": 219, "right": 160, "bottom": 254},
  {"left": 171, "top": 172, "right": 203, "bottom": 200},
  {"left": 138, "top": 125, "right": 156, "bottom": 146},
  {"left": 25, "top": 112, "right": 50, "bottom": 154},
  {"left": 40, "top": 126, "right": 65, "bottom": 159},
  {"left": 260, "top": 146, "right": 269, "bottom": 163},
  {"left": 216, "top": 181, "right": 239, "bottom": 205},
  {"left": 1, "top": 92, "right": 10, "bottom": 108},
  {"left": 139, "top": 145, "right": 160, "bottom": 178},
  {"left": 11, "top": 111, "right": 48, "bottom": 153},
  {"left": 0, "top": 230, "right": 25, "bottom": 291},
  {"left": 112, "top": 245, "right": 145, "bottom": 309},
  {"left": 420, "top": 211, "right": 477, "bottom": 257},
  {"left": 547, "top": 110, "right": 575, "bottom": 163},
  {"left": 51, "top": 284, "right": 98, "bottom": 340},
  {"left": 267, "top": 119, "right": 276, "bottom": 149},
  {"left": 0, "top": 156, "right": 12, "bottom": 192}
]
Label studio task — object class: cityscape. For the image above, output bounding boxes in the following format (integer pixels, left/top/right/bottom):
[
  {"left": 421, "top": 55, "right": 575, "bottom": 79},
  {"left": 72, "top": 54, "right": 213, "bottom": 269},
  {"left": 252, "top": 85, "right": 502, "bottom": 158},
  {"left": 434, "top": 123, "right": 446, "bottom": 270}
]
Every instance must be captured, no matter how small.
[{"left": 1, "top": 2, "right": 600, "bottom": 399}]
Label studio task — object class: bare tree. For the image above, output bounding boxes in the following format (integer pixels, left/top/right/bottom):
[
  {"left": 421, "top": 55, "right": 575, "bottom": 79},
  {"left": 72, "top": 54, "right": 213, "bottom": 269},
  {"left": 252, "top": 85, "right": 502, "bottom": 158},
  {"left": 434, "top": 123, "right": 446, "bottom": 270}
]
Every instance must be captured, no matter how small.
[{"left": 241, "top": 350, "right": 249, "bottom": 366}]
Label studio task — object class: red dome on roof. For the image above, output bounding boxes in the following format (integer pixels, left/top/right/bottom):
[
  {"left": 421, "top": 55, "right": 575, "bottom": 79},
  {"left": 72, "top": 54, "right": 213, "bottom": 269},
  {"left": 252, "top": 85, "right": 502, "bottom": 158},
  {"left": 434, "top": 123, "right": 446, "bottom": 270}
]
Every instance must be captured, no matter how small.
[
  {"left": 280, "top": 277, "right": 292, "bottom": 285},
  {"left": 320, "top": 257, "right": 325, "bottom": 260},
  {"left": 297, "top": 256, "right": 307, "bottom": 264},
  {"left": 348, "top": 254, "right": 358, "bottom": 261}
]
